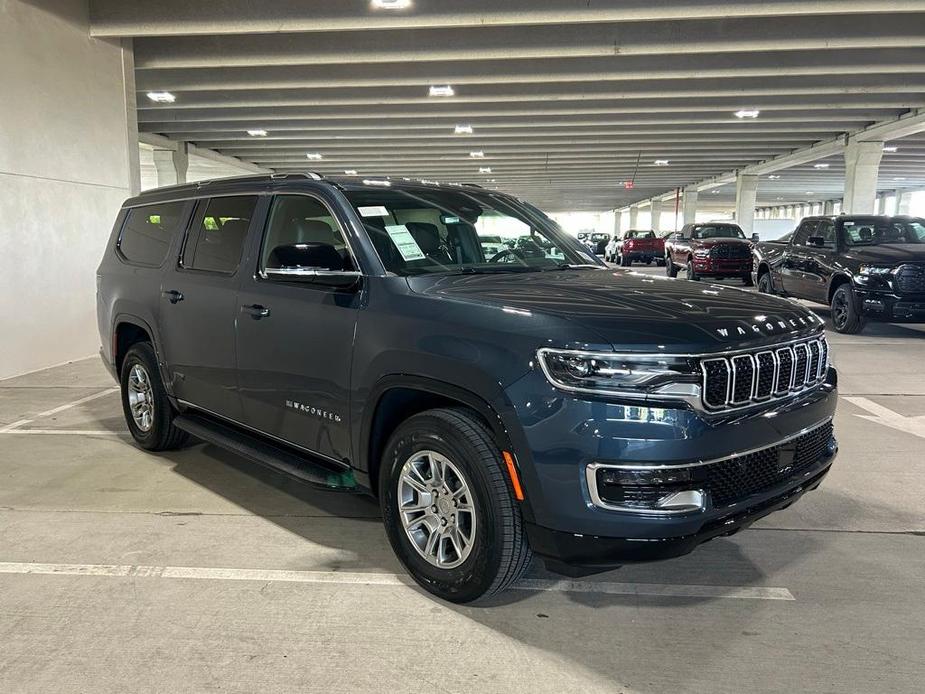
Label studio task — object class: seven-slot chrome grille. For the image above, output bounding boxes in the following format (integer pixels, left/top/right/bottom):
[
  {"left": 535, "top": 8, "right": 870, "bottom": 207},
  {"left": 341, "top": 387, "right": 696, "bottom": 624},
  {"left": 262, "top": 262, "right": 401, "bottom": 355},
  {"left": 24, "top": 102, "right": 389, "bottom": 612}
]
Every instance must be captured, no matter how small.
[{"left": 700, "top": 335, "right": 829, "bottom": 411}]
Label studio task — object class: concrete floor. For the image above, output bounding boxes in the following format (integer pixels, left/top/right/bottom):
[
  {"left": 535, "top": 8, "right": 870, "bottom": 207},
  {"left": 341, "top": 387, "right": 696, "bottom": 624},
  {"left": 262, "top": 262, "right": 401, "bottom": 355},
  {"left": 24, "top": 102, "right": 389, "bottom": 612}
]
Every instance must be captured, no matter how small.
[{"left": 1, "top": 268, "right": 923, "bottom": 693}]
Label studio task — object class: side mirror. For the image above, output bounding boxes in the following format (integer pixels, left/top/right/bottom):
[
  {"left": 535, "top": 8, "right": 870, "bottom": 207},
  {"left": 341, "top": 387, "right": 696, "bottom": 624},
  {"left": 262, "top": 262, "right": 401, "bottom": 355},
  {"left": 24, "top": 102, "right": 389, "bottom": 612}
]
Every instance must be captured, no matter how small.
[
  {"left": 262, "top": 243, "right": 361, "bottom": 288},
  {"left": 751, "top": 233, "right": 760, "bottom": 242},
  {"left": 807, "top": 235, "right": 826, "bottom": 248}
]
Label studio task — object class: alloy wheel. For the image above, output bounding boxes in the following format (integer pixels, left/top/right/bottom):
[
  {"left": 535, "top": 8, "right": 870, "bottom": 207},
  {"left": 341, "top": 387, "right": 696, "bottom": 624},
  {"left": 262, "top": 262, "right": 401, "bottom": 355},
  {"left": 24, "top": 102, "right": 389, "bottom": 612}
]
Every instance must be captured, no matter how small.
[
  {"left": 127, "top": 363, "right": 155, "bottom": 432},
  {"left": 397, "top": 450, "right": 477, "bottom": 569}
]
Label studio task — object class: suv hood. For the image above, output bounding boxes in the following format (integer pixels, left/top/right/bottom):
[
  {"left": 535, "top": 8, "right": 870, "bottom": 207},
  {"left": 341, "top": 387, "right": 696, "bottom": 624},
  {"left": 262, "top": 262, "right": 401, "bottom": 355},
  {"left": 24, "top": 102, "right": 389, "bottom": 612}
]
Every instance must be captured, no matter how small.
[
  {"left": 696, "top": 238, "right": 751, "bottom": 247},
  {"left": 407, "top": 268, "right": 822, "bottom": 352},
  {"left": 843, "top": 244, "right": 925, "bottom": 265}
]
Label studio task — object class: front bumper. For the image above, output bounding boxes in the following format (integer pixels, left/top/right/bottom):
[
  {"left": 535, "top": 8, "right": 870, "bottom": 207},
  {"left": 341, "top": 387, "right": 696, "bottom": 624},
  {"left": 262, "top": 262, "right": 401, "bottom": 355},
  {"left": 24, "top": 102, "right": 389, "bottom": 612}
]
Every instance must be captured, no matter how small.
[
  {"left": 692, "top": 257, "right": 753, "bottom": 276},
  {"left": 856, "top": 288, "right": 925, "bottom": 322},
  {"left": 503, "top": 366, "right": 838, "bottom": 565}
]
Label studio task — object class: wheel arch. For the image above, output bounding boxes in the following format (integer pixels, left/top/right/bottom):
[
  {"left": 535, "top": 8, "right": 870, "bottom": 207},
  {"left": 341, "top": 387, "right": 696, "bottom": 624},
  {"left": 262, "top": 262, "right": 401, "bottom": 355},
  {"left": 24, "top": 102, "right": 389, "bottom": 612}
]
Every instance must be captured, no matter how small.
[{"left": 827, "top": 273, "right": 853, "bottom": 304}]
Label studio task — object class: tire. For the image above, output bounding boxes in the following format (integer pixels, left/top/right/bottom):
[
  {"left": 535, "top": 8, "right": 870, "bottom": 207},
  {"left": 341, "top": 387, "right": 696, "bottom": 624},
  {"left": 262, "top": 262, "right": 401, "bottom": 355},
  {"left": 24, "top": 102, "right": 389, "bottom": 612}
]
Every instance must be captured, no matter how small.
[
  {"left": 757, "top": 272, "right": 773, "bottom": 294},
  {"left": 666, "top": 256, "right": 678, "bottom": 277},
  {"left": 831, "top": 284, "right": 866, "bottom": 334},
  {"left": 379, "top": 408, "right": 532, "bottom": 603},
  {"left": 656, "top": 258, "right": 666, "bottom": 267},
  {"left": 742, "top": 273, "right": 754, "bottom": 287},
  {"left": 687, "top": 259, "right": 700, "bottom": 281},
  {"left": 120, "top": 342, "right": 189, "bottom": 451},
  {"left": 620, "top": 254, "right": 631, "bottom": 267},
  {"left": 645, "top": 258, "right": 652, "bottom": 266}
]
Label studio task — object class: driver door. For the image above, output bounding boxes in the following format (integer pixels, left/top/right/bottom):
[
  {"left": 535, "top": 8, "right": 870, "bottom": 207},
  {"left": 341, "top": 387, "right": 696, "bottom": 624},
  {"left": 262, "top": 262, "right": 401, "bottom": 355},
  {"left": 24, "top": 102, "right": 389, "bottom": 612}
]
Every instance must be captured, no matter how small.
[{"left": 780, "top": 220, "right": 816, "bottom": 297}]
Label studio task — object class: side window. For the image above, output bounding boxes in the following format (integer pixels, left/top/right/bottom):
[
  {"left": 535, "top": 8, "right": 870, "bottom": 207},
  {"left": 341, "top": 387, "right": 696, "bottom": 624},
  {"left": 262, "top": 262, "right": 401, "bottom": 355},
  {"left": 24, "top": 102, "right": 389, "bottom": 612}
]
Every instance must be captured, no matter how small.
[
  {"left": 260, "top": 195, "right": 355, "bottom": 272},
  {"left": 182, "top": 196, "right": 257, "bottom": 274},
  {"left": 793, "top": 221, "right": 818, "bottom": 246},
  {"left": 118, "top": 201, "right": 187, "bottom": 266},
  {"left": 816, "top": 221, "right": 836, "bottom": 247}
]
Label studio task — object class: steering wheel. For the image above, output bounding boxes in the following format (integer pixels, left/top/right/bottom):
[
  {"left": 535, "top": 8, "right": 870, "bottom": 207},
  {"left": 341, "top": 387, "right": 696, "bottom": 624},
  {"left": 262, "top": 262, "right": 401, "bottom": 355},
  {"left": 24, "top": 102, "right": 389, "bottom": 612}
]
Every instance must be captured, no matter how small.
[{"left": 489, "top": 248, "right": 524, "bottom": 263}]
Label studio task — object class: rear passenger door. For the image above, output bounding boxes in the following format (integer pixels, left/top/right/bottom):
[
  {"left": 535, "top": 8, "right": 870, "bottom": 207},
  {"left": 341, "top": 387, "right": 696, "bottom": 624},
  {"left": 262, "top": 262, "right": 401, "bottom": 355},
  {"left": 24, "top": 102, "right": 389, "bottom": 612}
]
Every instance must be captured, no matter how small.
[
  {"left": 234, "top": 193, "right": 362, "bottom": 463},
  {"left": 780, "top": 220, "right": 816, "bottom": 297},
  {"left": 157, "top": 195, "right": 262, "bottom": 422}
]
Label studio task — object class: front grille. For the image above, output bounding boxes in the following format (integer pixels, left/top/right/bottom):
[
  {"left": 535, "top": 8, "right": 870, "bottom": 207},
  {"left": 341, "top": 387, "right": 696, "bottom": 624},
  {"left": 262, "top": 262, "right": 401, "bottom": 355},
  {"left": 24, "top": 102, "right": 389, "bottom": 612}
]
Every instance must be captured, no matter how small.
[
  {"left": 699, "top": 421, "right": 834, "bottom": 507},
  {"left": 700, "top": 335, "right": 828, "bottom": 412},
  {"left": 709, "top": 245, "right": 751, "bottom": 259},
  {"left": 896, "top": 264, "right": 925, "bottom": 294}
]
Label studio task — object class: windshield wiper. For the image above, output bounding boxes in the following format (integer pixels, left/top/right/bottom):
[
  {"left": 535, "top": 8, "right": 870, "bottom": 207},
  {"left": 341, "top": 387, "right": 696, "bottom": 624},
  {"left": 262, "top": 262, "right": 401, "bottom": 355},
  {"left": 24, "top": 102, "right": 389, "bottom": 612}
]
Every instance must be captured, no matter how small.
[
  {"left": 547, "top": 262, "right": 603, "bottom": 270},
  {"left": 451, "top": 266, "right": 542, "bottom": 275}
]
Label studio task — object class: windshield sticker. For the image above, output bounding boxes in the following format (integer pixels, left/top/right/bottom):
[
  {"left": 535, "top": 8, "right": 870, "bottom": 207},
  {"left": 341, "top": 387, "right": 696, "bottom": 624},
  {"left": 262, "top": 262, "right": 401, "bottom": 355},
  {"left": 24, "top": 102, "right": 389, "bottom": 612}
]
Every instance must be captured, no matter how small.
[
  {"left": 358, "top": 205, "right": 389, "bottom": 218},
  {"left": 385, "top": 225, "right": 426, "bottom": 261}
]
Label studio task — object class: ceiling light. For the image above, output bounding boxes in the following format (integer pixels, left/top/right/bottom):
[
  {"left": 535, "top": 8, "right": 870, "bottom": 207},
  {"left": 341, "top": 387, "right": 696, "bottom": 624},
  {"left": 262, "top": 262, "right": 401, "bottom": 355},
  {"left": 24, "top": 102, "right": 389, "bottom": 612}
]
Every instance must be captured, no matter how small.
[
  {"left": 478, "top": 167, "right": 492, "bottom": 173},
  {"left": 734, "top": 109, "right": 761, "bottom": 119},
  {"left": 454, "top": 124, "right": 473, "bottom": 134},
  {"left": 470, "top": 151, "right": 485, "bottom": 158},
  {"left": 146, "top": 91, "right": 176, "bottom": 103},
  {"left": 805, "top": 191, "right": 816, "bottom": 195},
  {"left": 883, "top": 146, "right": 899, "bottom": 153},
  {"left": 363, "top": 179, "right": 391, "bottom": 187},
  {"left": 371, "top": 0, "right": 412, "bottom": 8},
  {"left": 246, "top": 129, "right": 267, "bottom": 137},
  {"left": 654, "top": 160, "right": 670, "bottom": 166},
  {"left": 344, "top": 170, "right": 358, "bottom": 175},
  {"left": 306, "top": 153, "right": 323, "bottom": 160},
  {"left": 768, "top": 174, "right": 782, "bottom": 180},
  {"left": 711, "top": 190, "right": 720, "bottom": 194},
  {"left": 814, "top": 163, "right": 830, "bottom": 169},
  {"left": 429, "top": 85, "right": 455, "bottom": 97},
  {"left": 893, "top": 177, "right": 907, "bottom": 181}
]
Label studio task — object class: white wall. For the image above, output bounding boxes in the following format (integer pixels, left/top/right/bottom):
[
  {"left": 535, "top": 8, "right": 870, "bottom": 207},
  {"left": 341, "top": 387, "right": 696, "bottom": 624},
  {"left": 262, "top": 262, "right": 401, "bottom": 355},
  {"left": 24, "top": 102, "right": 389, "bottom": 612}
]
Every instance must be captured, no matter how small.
[{"left": 0, "top": 0, "right": 135, "bottom": 378}]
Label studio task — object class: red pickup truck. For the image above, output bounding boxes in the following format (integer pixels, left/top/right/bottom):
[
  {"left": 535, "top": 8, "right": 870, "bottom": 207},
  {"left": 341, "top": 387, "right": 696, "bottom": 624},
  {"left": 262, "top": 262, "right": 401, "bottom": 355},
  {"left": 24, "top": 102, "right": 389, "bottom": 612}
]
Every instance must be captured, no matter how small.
[
  {"left": 664, "top": 223, "right": 754, "bottom": 285},
  {"left": 609, "top": 229, "right": 665, "bottom": 266}
]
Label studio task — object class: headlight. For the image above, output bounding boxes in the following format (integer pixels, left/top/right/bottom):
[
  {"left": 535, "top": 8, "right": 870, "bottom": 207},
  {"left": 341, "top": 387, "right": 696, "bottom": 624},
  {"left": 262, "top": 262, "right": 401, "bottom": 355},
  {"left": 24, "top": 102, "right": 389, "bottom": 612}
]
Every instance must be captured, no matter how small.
[
  {"left": 859, "top": 265, "right": 894, "bottom": 275},
  {"left": 537, "top": 349, "right": 700, "bottom": 398},
  {"left": 693, "top": 249, "right": 711, "bottom": 258}
]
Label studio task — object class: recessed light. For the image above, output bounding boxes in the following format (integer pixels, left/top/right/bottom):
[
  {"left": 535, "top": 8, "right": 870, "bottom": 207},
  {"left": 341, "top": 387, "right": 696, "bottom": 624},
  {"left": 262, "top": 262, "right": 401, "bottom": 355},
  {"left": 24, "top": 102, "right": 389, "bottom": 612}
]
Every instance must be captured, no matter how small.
[
  {"left": 246, "top": 129, "right": 267, "bottom": 137},
  {"left": 306, "top": 153, "right": 323, "bottom": 160},
  {"left": 768, "top": 174, "right": 782, "bottom": 180},
  {"left": 883, "top": 146, "right": 899, "bottom": 153},
  {"left": 893, "top": 177, "right": 907, "bottom": 181},
  {"left": 814, "top": 163, "right": 830, "bottom": 169},
  {"left": 146, "top": 91, "right": 176, "bottom": 103},
  {"left": 654, "top": 159, "right": 670, "bottom": 166},
  {"left": 344, "top": 169, "right": 358, "bottom": 175},
  {"left": 711, "top": 190, "right": 720, "bottom": 194},
  {"left": 371, "top": 0, "right": 412, "bottom": 8},
  {"left": 363, "top": 179, "right": 392, "bottom": 187},
  {"left": 805, "top": 191, "right": 816, "bottom": 195},
  {"left": 470, "top": 151, "right": 485, "bottom": 158},
  {"left": 478, "top": 167, "right": 492, "bottom": 173},
  {"left": 776, "top": 196, "right": 784, "bottom": 200},
  {"left": 734, "top": 109, "right": 760, "bottom": 119},
  {"left": 454, "top": 124, "right": 473, "bottom": 134},
  {"left": 429, "top": 85, "right": 455, "bottom": 97}
]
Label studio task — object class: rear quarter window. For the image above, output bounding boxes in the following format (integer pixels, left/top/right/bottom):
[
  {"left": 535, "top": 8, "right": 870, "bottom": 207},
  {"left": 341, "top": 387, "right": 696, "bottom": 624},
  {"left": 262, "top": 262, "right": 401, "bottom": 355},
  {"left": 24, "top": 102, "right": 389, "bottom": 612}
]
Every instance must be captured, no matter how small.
[{"left": 118, "top": 202, "right": 187, "bottom": 266}]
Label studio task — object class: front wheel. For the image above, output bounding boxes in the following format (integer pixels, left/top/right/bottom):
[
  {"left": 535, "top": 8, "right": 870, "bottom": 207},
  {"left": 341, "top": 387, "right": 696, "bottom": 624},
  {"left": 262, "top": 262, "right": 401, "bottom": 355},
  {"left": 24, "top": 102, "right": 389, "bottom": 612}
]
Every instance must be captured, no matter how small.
[
  {"left": 687, "top": 259, "right": 700, "bottom": 281},
  {"left": 380, "top": 408, "right": 532, "bottom": 603},
  {"left": 757, "top": 273, "right": 773, "bottom": 294},
  {"left": 666, "top": 257, "right": 678, "bottom": 277},
  {"left": 831, "top": 284, "right": 866, "bottom": 334}
]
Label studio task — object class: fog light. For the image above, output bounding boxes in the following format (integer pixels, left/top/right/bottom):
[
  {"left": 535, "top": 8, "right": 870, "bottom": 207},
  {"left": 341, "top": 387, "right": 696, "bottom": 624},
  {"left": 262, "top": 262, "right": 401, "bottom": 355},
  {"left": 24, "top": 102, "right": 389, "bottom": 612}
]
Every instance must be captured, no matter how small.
[{"left": 590, "top": 464, "right": 705, "bottom": 513}]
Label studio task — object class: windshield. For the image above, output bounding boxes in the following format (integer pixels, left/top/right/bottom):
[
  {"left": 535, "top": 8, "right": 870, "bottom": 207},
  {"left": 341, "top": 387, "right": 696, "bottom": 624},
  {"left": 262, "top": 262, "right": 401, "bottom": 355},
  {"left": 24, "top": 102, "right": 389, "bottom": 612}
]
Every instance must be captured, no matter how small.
[
  {"left": 626, "top": 231, "right": 656, "bottom": 239},
  {"left": 842, "top": 218, "right": 925, "bottom": 246},
  {"left": 344, "top": 187, "right": 595, "bottom": 275},
  {"left": 692, "top": 225, "right": 746, "bottom": 240}
]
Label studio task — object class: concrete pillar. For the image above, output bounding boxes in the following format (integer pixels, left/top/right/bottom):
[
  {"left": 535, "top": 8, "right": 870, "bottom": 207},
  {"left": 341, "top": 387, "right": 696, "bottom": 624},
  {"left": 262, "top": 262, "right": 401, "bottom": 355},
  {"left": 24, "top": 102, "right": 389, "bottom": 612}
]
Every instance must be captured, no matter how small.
[
  {"left": 735, "top": 173, "right": 759, "bottom": 234},
  {"left": 612, "top": 210, "right": 622, "bottom": 236},
  {"left": 843, "top": 138, "right": 883, "bottom": 214},
  {"left": 153, "top": 144, "right": 189, "bottom": 187},
  {"left": 682, "top": 186, "right": 698, "bottom": 226},
  {"left": 629, "top": 205, "right": 639, "bottom": 229},
  {"left": 0, "top": 0, "right": 136, "bottom": 378},
  {"left": 650, "top": 199, "right": 662, "bottom": 232},
  {"left": 896, "top": 190, "right": 912, "bottom": 215}
]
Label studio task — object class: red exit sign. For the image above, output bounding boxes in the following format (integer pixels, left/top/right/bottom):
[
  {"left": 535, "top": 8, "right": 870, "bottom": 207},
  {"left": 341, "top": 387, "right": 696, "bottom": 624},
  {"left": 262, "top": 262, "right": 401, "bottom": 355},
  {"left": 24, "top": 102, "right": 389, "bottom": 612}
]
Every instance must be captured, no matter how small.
[{"left": 622, "top": 181, "right": 635, "bottom": 189}]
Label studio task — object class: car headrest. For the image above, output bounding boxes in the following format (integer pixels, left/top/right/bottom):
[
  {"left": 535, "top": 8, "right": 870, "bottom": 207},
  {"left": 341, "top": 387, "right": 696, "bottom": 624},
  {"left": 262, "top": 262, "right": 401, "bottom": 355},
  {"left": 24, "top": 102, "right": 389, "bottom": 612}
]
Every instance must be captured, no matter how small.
[
  {"left": 292, "top": 219, "right": 339, "bottom": 245},
  {"left": 215, "top": 218, "right": 250, "bottom": 243},
  {"left": 859, "top": 227, "right": 873, "bottom": 240},
  {"left": 404, "top": 222, "right": 443, "bottom": 254}
]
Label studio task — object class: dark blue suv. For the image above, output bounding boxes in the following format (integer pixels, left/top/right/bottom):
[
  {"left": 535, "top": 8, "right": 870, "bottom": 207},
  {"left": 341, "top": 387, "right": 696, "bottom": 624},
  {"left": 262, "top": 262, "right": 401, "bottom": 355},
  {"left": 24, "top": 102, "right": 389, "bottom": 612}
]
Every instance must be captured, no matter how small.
[{"left": 97, "top": 173, "right": 838, "bottom": 603}]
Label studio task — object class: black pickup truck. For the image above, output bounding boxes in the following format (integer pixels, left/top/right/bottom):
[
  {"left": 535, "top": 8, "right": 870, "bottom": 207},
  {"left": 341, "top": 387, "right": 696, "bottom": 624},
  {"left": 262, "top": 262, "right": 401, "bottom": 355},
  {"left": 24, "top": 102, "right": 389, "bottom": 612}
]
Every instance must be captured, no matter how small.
[{"left": 752, "top": 215, "right": 925, "bottom": 333}]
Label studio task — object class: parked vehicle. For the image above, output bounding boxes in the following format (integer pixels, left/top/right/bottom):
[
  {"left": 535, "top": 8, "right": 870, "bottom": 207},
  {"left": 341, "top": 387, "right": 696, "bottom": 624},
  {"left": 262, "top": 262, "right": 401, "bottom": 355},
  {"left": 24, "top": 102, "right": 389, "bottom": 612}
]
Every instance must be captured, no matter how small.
[
  {"left": 753, "top": 215, "right": 925, "bottom": 334},
  {"left": 586, "top": 232, "right": 611, "bottom": 256},
  {"left": 97, "top": 173, "right": 838, "bottom": 603},
  {"left": 608, "top": 229, "right": 665, "bottom": 266},
  {"left": 665, "top": 223, "right": 754, "bottom": 284}
]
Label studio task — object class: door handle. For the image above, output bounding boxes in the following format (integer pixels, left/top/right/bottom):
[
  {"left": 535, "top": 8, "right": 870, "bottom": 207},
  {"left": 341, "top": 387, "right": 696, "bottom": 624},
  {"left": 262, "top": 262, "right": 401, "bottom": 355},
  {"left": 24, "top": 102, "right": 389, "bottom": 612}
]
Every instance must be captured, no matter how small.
[
  {"left": 242, "top": 304, "right": 271, "bottom": 319},
  {"left": 162, "top": 290, "right": 184, "bottom": 304}
]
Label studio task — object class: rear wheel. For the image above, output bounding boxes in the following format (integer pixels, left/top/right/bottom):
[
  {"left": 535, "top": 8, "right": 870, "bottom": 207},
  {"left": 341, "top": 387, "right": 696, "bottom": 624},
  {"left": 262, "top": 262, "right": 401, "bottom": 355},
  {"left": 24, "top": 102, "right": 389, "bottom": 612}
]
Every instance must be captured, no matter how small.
[
  {"left": 831, "top": 284, "right": 866, "bottom": 334},
  {"left": 380, "top": 408, "right": 532, "bottom": 603},
  {"left": 656, "top": 258, "right": 666, "bottom": 267},
  {"left": 742, "top": 273, "right": 754, "bottom": 287},
  {"left": 120, "top": 343, "right": 189, "bottom": 451},
  {"left": 620, "top": 254, "right": 631, "bottom": 267}
]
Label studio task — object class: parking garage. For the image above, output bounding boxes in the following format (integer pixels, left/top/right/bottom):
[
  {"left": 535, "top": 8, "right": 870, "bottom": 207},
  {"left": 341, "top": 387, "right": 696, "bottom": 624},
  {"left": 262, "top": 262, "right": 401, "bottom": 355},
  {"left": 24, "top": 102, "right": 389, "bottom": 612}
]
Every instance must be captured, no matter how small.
[{"left": 2, "top": 2, "right": 925, "bottom": 692}]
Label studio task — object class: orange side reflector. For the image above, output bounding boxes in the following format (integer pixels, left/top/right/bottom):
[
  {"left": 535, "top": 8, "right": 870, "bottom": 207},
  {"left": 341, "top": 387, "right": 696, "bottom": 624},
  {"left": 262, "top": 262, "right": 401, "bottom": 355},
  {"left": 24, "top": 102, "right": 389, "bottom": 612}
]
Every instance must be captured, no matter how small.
[{"left": 502, "top": 451, "right": 525, "bottom": 501}]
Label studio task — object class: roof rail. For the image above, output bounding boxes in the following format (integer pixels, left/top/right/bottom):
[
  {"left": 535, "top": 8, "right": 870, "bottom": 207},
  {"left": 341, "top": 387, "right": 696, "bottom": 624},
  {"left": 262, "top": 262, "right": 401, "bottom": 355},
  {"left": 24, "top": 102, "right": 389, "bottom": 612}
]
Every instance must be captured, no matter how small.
[{"left": 190, "top": 171, "right": 323, "bottom": 189}]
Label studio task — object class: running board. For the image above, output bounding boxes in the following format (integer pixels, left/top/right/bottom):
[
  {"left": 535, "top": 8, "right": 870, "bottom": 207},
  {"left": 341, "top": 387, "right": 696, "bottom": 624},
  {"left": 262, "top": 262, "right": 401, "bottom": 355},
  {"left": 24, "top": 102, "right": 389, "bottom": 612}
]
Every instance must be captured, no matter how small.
[{"left": 174, "top": 413, "right": 359, "bottom": 492}]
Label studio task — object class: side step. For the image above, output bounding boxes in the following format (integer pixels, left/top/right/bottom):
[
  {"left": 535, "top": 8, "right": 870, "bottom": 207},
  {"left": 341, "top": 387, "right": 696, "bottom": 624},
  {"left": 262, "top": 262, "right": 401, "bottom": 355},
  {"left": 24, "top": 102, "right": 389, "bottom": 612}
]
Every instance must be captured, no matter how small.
[{"left": 174, "top": 413, "right": 359, "bottom": 492}]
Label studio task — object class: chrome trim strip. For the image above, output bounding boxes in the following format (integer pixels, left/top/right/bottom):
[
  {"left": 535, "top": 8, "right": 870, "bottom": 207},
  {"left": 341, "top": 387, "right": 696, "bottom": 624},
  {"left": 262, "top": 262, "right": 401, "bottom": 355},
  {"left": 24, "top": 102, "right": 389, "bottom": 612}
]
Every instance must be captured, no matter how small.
[
  {"left": 584, "top": 464, "right": 707, "bottom": 515},
  {"left": 587, "top": 416, "right": 834, "bottom": 472},
  {"left": 176, "top": 399, "right": 349, "bottom": 468}
]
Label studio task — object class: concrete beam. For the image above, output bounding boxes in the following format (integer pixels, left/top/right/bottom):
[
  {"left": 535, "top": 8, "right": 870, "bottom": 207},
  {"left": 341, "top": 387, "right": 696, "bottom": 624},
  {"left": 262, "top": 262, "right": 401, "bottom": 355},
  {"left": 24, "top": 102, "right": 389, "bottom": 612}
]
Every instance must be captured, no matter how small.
[
  {"left": 153, "top": 144, "right": 188, "bottom": 186},
  {"left": 139, "top": 133, "right": 270, "bottom": 174}
]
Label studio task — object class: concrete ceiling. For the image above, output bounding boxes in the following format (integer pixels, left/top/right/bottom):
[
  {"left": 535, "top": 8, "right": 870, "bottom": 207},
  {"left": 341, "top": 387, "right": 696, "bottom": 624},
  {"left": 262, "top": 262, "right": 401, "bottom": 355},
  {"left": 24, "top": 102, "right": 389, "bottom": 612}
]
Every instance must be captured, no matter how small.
[{"left": 90, "top": 0, "right": 925, "bottom": 211}]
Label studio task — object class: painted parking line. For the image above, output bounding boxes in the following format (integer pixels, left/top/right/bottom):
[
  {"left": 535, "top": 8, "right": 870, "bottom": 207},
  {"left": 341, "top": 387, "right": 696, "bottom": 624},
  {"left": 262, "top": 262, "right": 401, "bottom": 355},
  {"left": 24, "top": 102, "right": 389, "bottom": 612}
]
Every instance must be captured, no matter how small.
[
  {"left": 0, "top": 429, "right": 121, "bottom": 436},
  {"left": 0, "top": 387, "right": 118, "bottom": 433},
  {"left": 0, "top": 561, "right": 795, "bottom": 601},
  {"left": 845, "top": 396, "right": 925, "bottom": 440}
]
